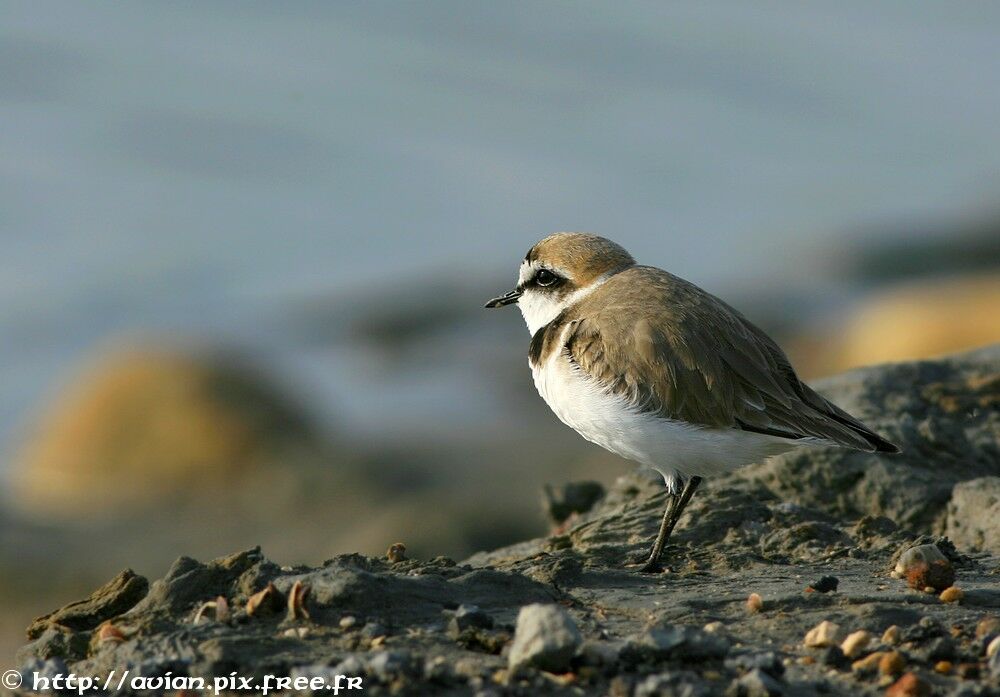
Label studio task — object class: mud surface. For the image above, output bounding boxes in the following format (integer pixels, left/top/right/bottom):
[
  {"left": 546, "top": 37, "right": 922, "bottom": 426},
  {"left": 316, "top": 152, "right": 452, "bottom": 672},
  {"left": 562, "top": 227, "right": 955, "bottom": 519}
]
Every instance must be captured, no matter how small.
[{"left": 8, "top": 346, "right": 1000, "bottom": 696}]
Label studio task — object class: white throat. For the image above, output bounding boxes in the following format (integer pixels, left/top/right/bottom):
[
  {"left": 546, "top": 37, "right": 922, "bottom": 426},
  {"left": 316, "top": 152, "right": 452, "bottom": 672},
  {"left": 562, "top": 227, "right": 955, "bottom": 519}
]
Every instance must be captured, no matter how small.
[{"left": 517, "top": 274, "right": 609, "bottom": 335}]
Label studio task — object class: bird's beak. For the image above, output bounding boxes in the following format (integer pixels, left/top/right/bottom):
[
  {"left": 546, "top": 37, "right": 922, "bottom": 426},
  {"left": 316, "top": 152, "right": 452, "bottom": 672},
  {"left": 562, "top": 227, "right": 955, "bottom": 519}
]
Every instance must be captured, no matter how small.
[{"left": 484, "top": 288, "right": 521, "bottom": 308}]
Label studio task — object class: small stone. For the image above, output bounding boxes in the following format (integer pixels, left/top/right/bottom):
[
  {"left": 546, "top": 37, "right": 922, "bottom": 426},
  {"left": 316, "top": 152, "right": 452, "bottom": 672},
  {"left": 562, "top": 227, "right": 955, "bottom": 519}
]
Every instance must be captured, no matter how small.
[
  {"left": 906, "top": 560, "right": 956, "bottom": 593},
  {"left": 926, "top": 636, "right": 956, "bottom": 662},
  {"left": 448, "top": 604, "right": 494, "bottom": 636},
  {"left": 940, "top": 586, "right": 963, "bottom": 603},
  {"left": 730, "top": 667, "right": 784, "bottom": 697},
  {"left": 542, "top": 481, "right": 605, "bottom": 524},
  {"left": 976, "top": 615, "right": 1000, "bottom": 640},
  {"left": 808, "top": 576, "right": 839, "bottom": 593},
  {"left": 879, "top": 651, "right": 905, "bottom": 677},
  {"left": 986, "top": 635, "right": 1000, "bottom": 659},
  {"left": 507, "top": 604, "right": 582, "bottom": 673},
  {"left": 851, "top": 651, "right": 884, "bottom": 674},
  {"left": 725, "top": 651, "right": 785, "bottom": 679},
  {"left": 894, "top": 543, "right": 948, "bottom": 576},
  {"left": 885, "top": 672, "right": 931, "bottom": 697},
  {"left": 797, "top": 656, "right": 815, "bottom": 666},
  {"left": 339, "top": 615, "right": 357, "bottom": 630},
  {"left": 624, "top": 624, "right": 730, "bottom": 663},
  {"left": 933, "top": 660, "right": 952, "bottom": 674},
  {"left": 703, "top": 621, "right": 725, "bottom": 634},
  {"left": 882, "top": 625, "right": 902, "bottom": 646},
  {"left": 818, "top": 646, "right": 848, "bottom": 670},
  {"left": 635, "top": 672, "right": 711, "bottom": 697},
  {"left": 804, "top": 620, "right": 840, "bottom": 648},
  {"left": 840, "top": 630, "right": 871, "bottom": 659},
  {"left": 747, "top": 593, "right": 764, "bottom": 613},
  {"left": 386, "top": 542, "right": 407, "bottom": 563},
  {"left": 368, "top": 650, "right": 418, "bottom": 680},
  {"left": 991, "top": 647, "right": 1000, "bottom": 679}
]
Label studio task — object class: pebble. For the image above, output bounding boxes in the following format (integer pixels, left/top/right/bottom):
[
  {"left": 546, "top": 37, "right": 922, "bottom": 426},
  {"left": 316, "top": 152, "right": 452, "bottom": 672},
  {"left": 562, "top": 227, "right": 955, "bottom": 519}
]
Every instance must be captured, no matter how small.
[
  {"left": 730, "top": 668, "right": 784, "bottom": 697},
  {"left": 725, "top": 651, "right": 785, "bottom": 679},
  {"left": 386, "top": 542, "right": 407, "bottom": 563},
  {"left": 976, "top": 615, "right": 1000, "bottom": 640},
  {"left": 840, "top": 630, "right": 871, "bottom": 659},
  {"left": 747, "top": 593, "right": 764, "bottom": 613},
  {"left": 885, "top": 672, "right": 931, "bottom": 697},
  {"left": 507, "top": 604, "right": 582, "bottom": 673},
  {"left": 882, "top": 625, "right": 902, "bottom": 646},
  {"left": 986, "top": 635, "right": 1000, "bottom": 659},
  {"left": 879, "top": 651, "right": 905, "bottom": 677},
  {"left": 818, "top": 646, "right": 848, "bottom": 669},
  {"left": 939, "top": 586, "right": 963, "bottom": 603},
  {"left": 893, "top": 543, "right": 947, "bottom": 576},
  {"left": 804, "top": 620, "right": 840, "bottom": 648},
  {"left": 933, "top": 660, "right": 952, "bottom": 674},
  {"left": 907, "top": 560, "right": 956, "bottom": 592},
  {"left": 989, "top": 647, "right": 1000, "bottom": 679},
  {"left": 808, "top": 576, "right": 839, "bottom": 593},
  {"left": 368, "top": 650, "right": 419, "bottom": 680},
  {"left": 339, "top": 615, "right": 358, "bottom": 630},
  {"left": 850, "top": 651, "right": 884, "bottom": 674},
  {"left": 448, "top": 604, "right": 494, "bottom": 636}
]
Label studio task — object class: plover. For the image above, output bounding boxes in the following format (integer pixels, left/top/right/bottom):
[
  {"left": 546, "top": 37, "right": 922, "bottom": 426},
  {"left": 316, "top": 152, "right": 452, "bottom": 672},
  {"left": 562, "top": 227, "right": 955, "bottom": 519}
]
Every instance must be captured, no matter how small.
[{"left": 486, "top": 233, "right": 899, "bottom": 573}]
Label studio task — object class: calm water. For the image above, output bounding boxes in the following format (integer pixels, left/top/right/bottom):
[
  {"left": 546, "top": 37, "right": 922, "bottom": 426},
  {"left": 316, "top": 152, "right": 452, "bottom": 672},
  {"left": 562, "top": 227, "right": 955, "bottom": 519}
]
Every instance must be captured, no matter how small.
[{"left": 2, "top": 2, "right": 999, "bottom": 461}]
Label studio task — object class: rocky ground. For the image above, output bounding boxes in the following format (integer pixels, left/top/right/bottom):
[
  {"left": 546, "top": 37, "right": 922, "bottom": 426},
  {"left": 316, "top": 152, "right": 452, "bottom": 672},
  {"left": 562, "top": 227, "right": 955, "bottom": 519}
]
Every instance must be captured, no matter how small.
[{"left": 7, "top": 345, "right": 1000, "bottom": 696}]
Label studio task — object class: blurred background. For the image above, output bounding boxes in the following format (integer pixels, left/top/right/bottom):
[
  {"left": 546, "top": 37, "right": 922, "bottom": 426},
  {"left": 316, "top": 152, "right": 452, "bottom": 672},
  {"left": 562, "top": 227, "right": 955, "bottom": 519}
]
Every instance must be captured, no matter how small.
[{"left": 2, "top": 2, "right": 1000, "bottom": 660}]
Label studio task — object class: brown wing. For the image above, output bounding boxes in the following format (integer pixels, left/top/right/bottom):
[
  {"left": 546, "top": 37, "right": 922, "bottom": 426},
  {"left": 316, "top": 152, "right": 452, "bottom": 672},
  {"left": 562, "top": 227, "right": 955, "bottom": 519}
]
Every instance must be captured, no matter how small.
[{"left": 564, "top": 267, "right": 898, "bottom": 453}]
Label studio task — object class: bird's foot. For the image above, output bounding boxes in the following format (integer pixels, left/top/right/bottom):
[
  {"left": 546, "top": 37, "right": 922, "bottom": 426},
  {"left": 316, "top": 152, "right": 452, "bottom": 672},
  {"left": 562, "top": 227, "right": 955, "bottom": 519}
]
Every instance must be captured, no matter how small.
[{"left": 624, "top": 553, "right": 665, "bottom": 574}]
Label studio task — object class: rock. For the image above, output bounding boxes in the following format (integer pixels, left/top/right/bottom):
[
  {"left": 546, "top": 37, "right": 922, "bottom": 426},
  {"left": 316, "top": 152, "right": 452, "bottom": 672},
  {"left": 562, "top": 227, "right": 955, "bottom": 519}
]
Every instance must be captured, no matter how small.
[
  {"left": 803, "top": 620, "right": 840, "bottom": 647},
  {"left": 747, "top": 345, "right": 1000, "bottom": 530},
  {"left": 725, "top": 652, "right": 784, "bottom": 679},
  {"left": 976, "top": 615, "right": 1000, "bottom": 641},
  {"left": 893, "top": 543, "right": 949, "bottom": 577},
  {"left": 987, "top": 635, "right": 1000, "bottom": 659},
  {"left": 9, "top": 347, "right": 337, "bottom": 518},
  {"left": 747, "top": 593, "right": 764, "bottom": 613},
  {"left": 882, "top": 625, "right": 902, "bottom": 646},
  {"left": 9, "top": 346, "right": 1000, "bottom": 697},
  {"left": 623, "top": 624, "right": 731, "bottom": 663},
  {"left": 840, "top": 630, "right": 871, "bottom": 659},
  {"left": 635, "top": 671, "right": 711, "bottom": 697},
  {"left": 946, "top": 477, "right": 1000, "bottom": 554},
  {"left": 728, "top": 668, "right": 785, "bottom": 697},
  {"left": 807, "top": 576, "right": 839, "bottom": 593},
  {"left": 880, "top": 651, "right": 906, "bottom": 676},
  {"left": 542, "top": 481, "right": 605, "bottom": 524},
  {"left": 26, "top": 569, "right": 148, "bottom": 640},
  {"left": 507, "top": 604, "right": 582, "bottom": 673},
  {"left": 886, "top": 672, "right": 932, "bottom": 697},
  {"left": 448, "top": 604, "right": 494, "bottom": 636},
  {"left": 940, "top": 586, "right": 963, "bottom": 603}
]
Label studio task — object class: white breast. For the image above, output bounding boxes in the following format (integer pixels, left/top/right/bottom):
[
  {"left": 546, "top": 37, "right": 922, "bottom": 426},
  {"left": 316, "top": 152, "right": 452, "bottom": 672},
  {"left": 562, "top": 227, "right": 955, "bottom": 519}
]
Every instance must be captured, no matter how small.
[{"left": 531, "top": 338, "right": 797, "bottom": 491}]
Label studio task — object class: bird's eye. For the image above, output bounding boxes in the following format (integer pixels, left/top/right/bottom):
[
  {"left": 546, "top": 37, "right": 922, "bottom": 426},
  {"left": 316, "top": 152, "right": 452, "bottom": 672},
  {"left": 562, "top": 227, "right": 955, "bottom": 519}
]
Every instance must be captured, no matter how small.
[{"left": 535, "top": 269, "right": 558, "bottom": 287}]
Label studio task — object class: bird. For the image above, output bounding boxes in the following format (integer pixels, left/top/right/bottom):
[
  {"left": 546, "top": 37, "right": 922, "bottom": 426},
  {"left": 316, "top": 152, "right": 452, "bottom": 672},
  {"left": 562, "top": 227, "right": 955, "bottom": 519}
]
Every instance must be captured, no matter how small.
[{"left": 485, "top": 232, "right": 899, "bottom": 573}]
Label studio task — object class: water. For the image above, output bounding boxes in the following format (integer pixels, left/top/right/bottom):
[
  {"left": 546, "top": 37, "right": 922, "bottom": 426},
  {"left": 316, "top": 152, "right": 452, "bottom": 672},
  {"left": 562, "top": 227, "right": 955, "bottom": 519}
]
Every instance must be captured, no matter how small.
[{"left": 2, "top": 2, "right": 999, "bottom": 461}]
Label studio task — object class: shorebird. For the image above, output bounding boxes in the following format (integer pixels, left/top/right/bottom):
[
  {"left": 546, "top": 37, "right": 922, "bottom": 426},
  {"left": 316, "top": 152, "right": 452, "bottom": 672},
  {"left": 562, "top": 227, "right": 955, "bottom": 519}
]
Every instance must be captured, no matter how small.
[{"left": 486, "top": 233, "right": 899, "bottom": 573}]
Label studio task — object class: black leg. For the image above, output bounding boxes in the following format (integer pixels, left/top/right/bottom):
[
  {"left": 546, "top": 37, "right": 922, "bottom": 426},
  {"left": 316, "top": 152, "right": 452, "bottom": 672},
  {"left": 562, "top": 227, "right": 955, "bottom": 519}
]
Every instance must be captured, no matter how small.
[{"left": 636, "top": 476, "right": 702, "bottom": 573}]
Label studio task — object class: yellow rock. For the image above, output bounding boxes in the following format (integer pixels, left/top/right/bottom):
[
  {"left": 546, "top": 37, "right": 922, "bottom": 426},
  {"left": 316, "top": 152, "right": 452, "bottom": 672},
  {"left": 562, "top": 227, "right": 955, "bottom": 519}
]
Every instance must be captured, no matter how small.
[
  {"left": 840, "top": 630, "right": 872, "bottom": 658},
  {"left": 10, "top": 346, "right": 336, "bottom": 518},
  {"left": 881, "top": 625, "right": 902, "bottom": 646},
  {"left": 804, "top": 620, "right": 840, "bottom": 648},
  {"left": 939, "top": 586, "right": 963, "bottom": 603},
  {"left": 789, "top": 273, "right": 1000, "bottom": 377}
]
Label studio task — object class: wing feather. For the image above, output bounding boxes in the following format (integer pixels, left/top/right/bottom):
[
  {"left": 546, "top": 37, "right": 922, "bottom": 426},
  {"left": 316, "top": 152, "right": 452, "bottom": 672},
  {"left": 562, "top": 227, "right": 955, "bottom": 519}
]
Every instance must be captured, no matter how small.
[{"left": 563, "top": 267, "right": 899, "bottom": 453}]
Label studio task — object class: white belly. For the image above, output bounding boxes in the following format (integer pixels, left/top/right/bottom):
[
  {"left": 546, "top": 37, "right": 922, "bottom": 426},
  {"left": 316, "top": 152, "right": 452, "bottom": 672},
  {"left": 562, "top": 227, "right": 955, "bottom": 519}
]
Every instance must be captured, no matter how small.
[{"left": 532, "top": 349, "right": 797, "bottom": 490}]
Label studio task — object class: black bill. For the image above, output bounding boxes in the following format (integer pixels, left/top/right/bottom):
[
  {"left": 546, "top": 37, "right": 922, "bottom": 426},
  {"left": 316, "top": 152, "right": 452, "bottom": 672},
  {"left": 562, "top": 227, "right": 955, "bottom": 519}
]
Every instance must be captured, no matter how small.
[{"left": 484, "top": 288, "right": 521, "bottom": 308}]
